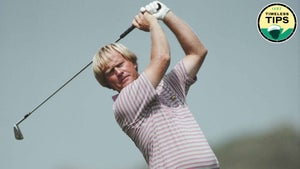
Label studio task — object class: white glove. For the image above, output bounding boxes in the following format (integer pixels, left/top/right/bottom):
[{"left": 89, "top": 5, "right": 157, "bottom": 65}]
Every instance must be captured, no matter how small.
[{"left": 140, "top": 1, "right": 170, "bottom": 20}]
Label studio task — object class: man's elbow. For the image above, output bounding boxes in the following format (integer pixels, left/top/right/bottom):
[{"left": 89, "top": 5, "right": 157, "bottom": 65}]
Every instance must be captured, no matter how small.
[
  {"left": 196, "top": 47, "right": 208, "bottom": 60},
  {"left": 201, "top": 47, "right": 208, "bottom": 57}
]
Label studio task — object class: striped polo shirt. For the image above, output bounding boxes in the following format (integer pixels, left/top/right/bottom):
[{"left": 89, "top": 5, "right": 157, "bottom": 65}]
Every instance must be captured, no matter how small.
[{"left": 113, "top": 60, "right": 219, "bottom": 169}]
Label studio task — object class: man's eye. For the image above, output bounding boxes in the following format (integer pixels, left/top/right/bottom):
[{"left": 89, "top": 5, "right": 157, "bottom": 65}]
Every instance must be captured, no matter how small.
[
  {"left": 105, "top": 69, "right": 114, "bottom": 76},
  {"left": 118, "top": 62, "right": 124, "bottom": 67}
]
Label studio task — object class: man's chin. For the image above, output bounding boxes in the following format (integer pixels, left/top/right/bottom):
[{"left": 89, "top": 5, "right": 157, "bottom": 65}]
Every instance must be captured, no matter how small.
[{"left": 122, "top": 77, "right": 134, "bottom": 87}]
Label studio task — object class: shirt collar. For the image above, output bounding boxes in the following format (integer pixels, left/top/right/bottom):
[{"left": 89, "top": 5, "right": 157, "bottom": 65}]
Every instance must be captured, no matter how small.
[{"left": 112, "top": 94, "right": 119, "bottom": 101}]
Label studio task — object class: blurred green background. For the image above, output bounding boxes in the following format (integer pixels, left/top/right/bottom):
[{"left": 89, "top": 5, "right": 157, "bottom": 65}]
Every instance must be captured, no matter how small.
[{"left": 215, "top": 124, "right": 300, "bottom": 169}]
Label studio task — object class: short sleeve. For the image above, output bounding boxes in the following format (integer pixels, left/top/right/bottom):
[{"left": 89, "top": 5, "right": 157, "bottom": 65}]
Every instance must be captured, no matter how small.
[
  {"left": 113, "top": 72, "right": 158, "bottom": 131},
  {"left": 166, "top": 60, "right": 197, "bottom": 98}
]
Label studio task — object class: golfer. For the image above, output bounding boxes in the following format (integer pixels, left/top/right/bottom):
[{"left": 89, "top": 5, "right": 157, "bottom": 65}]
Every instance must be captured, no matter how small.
[{"left": 93, "top": 1, "right": 219, "bottom": 168}]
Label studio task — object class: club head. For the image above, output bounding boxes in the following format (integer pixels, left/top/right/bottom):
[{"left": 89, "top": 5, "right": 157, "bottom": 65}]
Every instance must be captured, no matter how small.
[{"left": 14, "top": 124, "right": 24, "bottom": 140}]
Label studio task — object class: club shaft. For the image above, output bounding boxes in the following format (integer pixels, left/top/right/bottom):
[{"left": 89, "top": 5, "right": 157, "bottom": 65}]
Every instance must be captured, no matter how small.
[{"left": 15, "top": 25, "right": 135, "bottom": 125}]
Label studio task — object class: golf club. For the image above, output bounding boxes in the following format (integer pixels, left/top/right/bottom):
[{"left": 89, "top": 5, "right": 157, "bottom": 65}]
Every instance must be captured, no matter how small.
[
  {"left": 13, "top": 25, "right": 136, "bottom": 140},
  {"left": 13, "top": 2, "right": 163, "bottom": 140}
]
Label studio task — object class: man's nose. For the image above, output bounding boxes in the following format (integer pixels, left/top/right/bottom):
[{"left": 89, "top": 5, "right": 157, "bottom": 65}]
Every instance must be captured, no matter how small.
[{"left": 115, "top": 67, "right": 123, "bottom": 76}]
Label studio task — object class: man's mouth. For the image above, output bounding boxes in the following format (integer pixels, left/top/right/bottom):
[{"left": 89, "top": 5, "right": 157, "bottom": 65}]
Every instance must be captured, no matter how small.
[{"left": 119, "top": 76, "right": 129, "bottom": 84}]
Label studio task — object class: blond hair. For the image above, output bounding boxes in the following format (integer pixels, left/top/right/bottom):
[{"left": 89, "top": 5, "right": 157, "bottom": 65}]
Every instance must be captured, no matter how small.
[{"left": 92, "top": 43, "right": 137, "bottom": 88}]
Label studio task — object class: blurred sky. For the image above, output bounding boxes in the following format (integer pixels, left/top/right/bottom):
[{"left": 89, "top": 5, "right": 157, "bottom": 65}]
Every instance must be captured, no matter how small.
[{"left": 1, "top": 0, "right": 299, "bottom": 169}]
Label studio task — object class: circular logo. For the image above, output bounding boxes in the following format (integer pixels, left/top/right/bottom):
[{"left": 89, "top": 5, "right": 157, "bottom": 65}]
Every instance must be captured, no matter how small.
[{"left": 257, "top": 3, "right": 297, "bottom": 43}]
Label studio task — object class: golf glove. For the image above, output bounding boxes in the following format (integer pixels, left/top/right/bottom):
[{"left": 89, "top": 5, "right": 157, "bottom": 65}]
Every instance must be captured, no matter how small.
[{"left": 140, "top": 1, "right": 170, "bottom": 20}]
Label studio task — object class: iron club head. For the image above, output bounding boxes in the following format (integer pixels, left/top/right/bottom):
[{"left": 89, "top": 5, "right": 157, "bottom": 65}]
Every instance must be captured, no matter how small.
[{"left": 14, "top": 124, "right": 24, "bottom": 140}]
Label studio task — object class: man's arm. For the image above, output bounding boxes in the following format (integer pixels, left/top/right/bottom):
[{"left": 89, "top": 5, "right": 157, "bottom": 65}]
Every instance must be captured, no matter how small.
[
  {"left": 132, "top": 12, "right": 170, "bottom": 88},
  {"left": 163, "top": 11, "right": 207, "bottom": 79}
]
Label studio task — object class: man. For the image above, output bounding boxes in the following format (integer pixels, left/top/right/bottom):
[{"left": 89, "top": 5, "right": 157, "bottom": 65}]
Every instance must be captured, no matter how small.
[{"left": 93, "top": 1, "right": 219, "bottom": 168}]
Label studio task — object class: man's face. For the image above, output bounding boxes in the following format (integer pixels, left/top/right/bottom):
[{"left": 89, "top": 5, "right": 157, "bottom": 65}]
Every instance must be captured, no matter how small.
[{"left": 104, "top": 50, "right": 138, "bottom": 92}]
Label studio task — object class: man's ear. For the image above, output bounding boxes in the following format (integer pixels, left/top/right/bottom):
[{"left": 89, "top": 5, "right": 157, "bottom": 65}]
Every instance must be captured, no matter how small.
[{"left": 134, "top": 64, "right": 138, "bottom": 71}]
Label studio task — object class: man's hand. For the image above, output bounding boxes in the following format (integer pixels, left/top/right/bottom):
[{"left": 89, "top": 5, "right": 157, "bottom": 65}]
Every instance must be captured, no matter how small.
[
  {"left": 140, "top": 1, "right": 170, "bottom": 20},
  {"left": 132, "top": 12, "right": 158, "bottom": 32}
]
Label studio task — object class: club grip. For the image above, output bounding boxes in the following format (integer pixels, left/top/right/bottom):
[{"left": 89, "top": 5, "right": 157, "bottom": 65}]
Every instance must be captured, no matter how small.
[
  {"left": 119, "top": 25, "right": 135, "bottom": 39},
  {"left": 117, "top": 3, "right": 161, "bottom": 42},
  {"left": 157, "top": 3, "right": 161, "bottom": 11}
]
